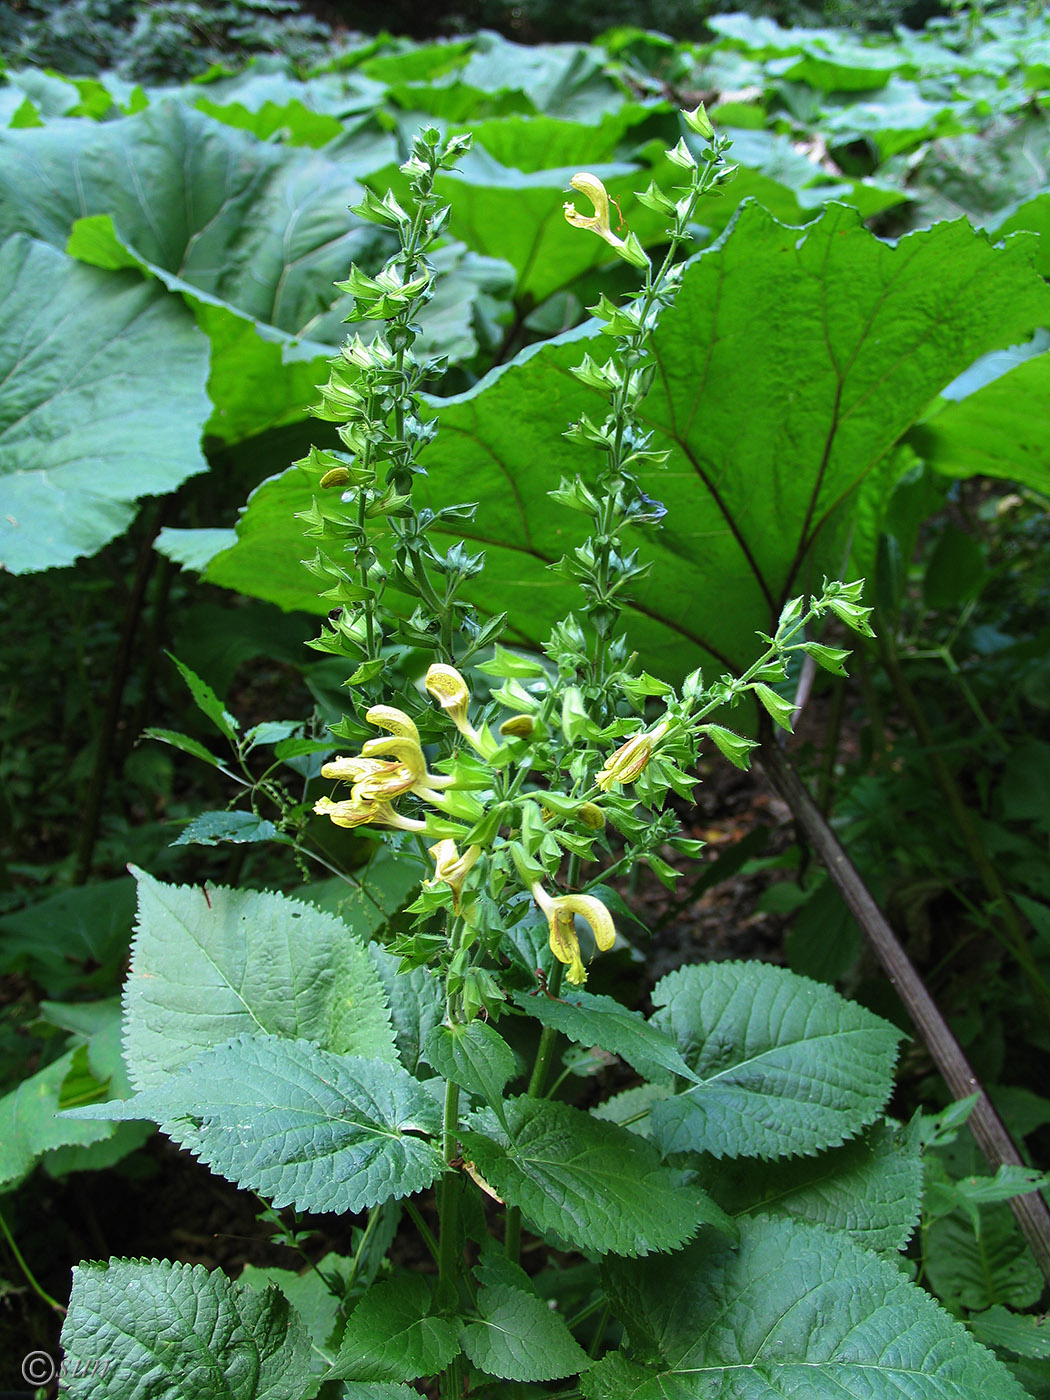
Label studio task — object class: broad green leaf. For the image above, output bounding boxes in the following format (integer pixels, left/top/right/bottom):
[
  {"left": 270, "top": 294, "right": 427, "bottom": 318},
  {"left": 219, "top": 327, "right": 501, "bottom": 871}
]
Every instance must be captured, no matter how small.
[
  {"left": 424, "top": 1020, "right": 519, "bottom": 1119},
  {"left": 909, "top": 350, "right": 1050, "bottom": 493},
  {"left": 0, "top": 877, "right": 134, "bottom": 994},
  {"left": 67, "top": 212, "right": 510, "bottom": 441},
  {"left": 69, "top": 1034, "right": 445, "bottom": 1216},
  {"left": 649, "top": 961, "right": 902, "bottom": 1159},
  {"left": 328, "top": 1275, "right": 460, "bottom": 1382},
  {"left": 369, "top": 951, "right": 444, "bottom": 1077},
  {"left": 336, "top": 1387, "right": 419, "bottom": 1398},
  {"left": 989, "top": 189, "right": 1050, "bottom": 278},
  {"left": 65, "top": 211, "right": 336, "bottom": 446},
  {"left": 969, "top": 1306, "right": 1050, "bottom": 1361},
  {"left": 239, "top": 1256, "right": 348, "bottom": 1355},
  {"left": 459, "top": 1096, "right": 731, "bottom": 1257},
  {"left": 172, "top": 811, "right": 282, "bottom": 846},
  {"left": 459, "top": 1283, "right": 590, "bottom": 1382},
  {"left": 122, "top": 869, "right": 397, "bottom": 1093},
  {"left": 0, "top": 1000, "right": 148, "bottom": 1192},
  {"left": 412, "top": 205, "right": 1050, "bottom": 680},
  {"left": 699, "top": 1119, "right": 924, "bottom": 1253},
  {"left": 0, "top": 235, "right": 209, "bottom": 574},
  {"left": 196, "top": 96, "right": 344, "bottom": 147},
  {"left": 925, "top": 1204, "right": 1045, "bottom": 1312},
  {"left": 587, "top": 1214, "right": 1028, "bottom": 1399},
  {"left": 61, "top": 1258, "right": 316, "bottom": 1400},
  {"left": 511, "top": 987, "right": 697, "bottom": 1085},
  {"left": 0, "top": 101, "right": 388, "bottom": 338}
]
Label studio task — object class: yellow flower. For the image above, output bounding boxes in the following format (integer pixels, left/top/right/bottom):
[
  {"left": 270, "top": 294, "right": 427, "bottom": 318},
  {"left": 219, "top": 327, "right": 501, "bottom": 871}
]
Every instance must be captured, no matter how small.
[
  {"left": 313, "top": 794, "right": 425, "bottom": 832},
  {"left": 563, "top": 173, "right": 649, "bottom": 270},
  {"left": 595, "top": 722, "right": 667, "bottom": 792},
  {"left": 428, "top": 838, "right": 481, "bottom": 912},
  {"left": 530, "top": 884, "right": 616, "bottom": 987},
  {"left": 314, "top": 704, "right": 455, "bottom": 834},
  {"left": 425, "top": 663, "right": 493, "bottom": 757},
  {"left": 365, "top": 704, "right": 421, "bottom": 742}
]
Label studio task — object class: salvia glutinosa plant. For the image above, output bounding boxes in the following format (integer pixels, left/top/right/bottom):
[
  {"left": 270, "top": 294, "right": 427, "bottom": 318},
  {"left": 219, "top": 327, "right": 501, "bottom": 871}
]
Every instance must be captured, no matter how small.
[{"left": 58, "top": 114, "right": 1033, "bottom": 1400}]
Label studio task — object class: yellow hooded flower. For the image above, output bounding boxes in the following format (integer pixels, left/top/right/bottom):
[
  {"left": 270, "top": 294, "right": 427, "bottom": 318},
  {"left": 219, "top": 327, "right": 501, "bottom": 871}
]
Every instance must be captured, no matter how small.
[
  {"left": 313, "top": 794, "right": 425, "bottom": 832},
  {"left": 314, "top": 705, "right": 454, "bottom": 834},
  {"left": 595, "top": 722, "right": 667, "bottom": 792},
  {"left": 428, "top": 838, "right": 481, "bottom": 912},
  {"left": 563, "top": 173, "right": 650, "bottom": 270},
  {"left": 425, "top": 663, "right": 493, "bottom": 757},
  {"left": 530, "top": 884, "right": 616, "bottom": 986}
]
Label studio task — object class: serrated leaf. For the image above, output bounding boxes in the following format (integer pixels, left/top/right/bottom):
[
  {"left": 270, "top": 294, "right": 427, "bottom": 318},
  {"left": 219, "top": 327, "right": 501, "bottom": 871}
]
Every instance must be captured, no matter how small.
[
  {"left": 459, "top": 1096, "right": 730, "bottom": 1258},
  {"left": 0, "top": 877, "right": 134, "bottom": 994},
  {"left": 588, "top": 1214, "right": 1028, "bottom": 1400},
  {"left": 969, "top": 1306, "right": 1050, "bottom": 1361},
  {"left": 700, "top": 1119, "right": 924, "bottom": 1253},
  {"left": 368, "top": 949, "right": 444, "bottom": 1077},
  {"left": 0, "top": 235, "right": 209, "bottom": 574},
  {"left": 239, "top": 1257, "right": 346, "bottom": 1356},
  {"left": 328, "top": 1275, "right": 460, "bottom": 1382},
  {"left": 144, "top": 727, "right": 223, "bottom": 767},
  {"left": 511, "top": 987, "right": 697, "bottom": 1086},
  {"left": 459, "top": 1283, "right": 590, "bottom": 1382},
  {"left": 60, "top": 1257, "right": 316, "bottom": 1400},
  {"left": 424, "top": 1020, "right": 518, "bottom": 1121},
  {"left": 926, "top": 1204, "right": 1044, "bottom": 1312},
  {"left": 170, "top": 654, "right": 239, "bottom": 738},
  {"left": 649, "top": 961, "right": 902, "bottom": 1159},
  {"left": 70, "top": 1034, "right": 445, "bottom": 1216},
  {"left": 123, "top": 869, "right": 397, "bottom": 1092},
  {"left": 172, "top": 810, "right": 281, "bottom": 846}
]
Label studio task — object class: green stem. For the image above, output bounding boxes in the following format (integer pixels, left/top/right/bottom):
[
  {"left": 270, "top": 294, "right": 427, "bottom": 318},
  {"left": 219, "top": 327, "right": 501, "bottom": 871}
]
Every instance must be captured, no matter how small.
[
  {"left": 438, "top": 1078, "right": 464, "bottom": 1398},
  {"left": 0, "top": 1202, "right": 66, "bottom": 1315},
  {"left": 403, "top": 1199, "right": 440, "bottom": 1265},
  {"left": 506, "top": 888, "right": 573, "bottom": 1261}
]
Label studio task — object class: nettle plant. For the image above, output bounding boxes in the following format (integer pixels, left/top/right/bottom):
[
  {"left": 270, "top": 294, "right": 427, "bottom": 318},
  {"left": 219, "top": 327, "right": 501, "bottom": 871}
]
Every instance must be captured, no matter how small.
[{"left": 60, "top": 117, "right": 1028, "bottom": 1400}]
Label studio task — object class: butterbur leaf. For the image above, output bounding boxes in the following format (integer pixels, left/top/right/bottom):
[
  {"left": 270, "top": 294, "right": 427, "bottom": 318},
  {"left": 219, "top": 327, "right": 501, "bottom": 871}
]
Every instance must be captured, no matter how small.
[
  {"left": 587, "top": 1215, "right": 1028, "bottom": 1400},
  {"left": 123, "top": 869, "right": 397, "bottom": 1092},
  {"left": 459, "top": 1096, "right": 731, "bottom": 1257},
  {"left": 0, "top": 236, "right": 210, "bottom": 575},
  {"left": 649, "top": 962, "right": 902, "bottom": 1159},
  {"left": 459, "top": 1283, "right": 590, "bottom": 1382},
  {"left": 511, "top": 987, "right": 698, "bottom": 1086},
  {"left": 61, "top": 1258, "right": 316, "bottom": 1400},
  {"left": 68, "top": 1035, "right": 445, "bottom": 1216},
  {"left": 328, "top": 1275, "right": 460, "bottom": 1383}
]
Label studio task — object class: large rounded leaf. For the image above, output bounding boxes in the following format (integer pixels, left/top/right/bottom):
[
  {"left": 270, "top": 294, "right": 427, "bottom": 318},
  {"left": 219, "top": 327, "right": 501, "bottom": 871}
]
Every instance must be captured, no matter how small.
[
  {"left": 0, "top": 235, "right": 209, "bottom": 573},
  {"left": 205, "top": 205, "right": 1050, "bottom": 679}
]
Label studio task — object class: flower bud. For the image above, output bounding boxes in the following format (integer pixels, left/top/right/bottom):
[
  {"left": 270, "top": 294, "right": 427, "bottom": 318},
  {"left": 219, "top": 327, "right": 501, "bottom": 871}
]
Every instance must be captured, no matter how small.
[{"left": 499, "top": 714, "right": 534, "bottom": 740}]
